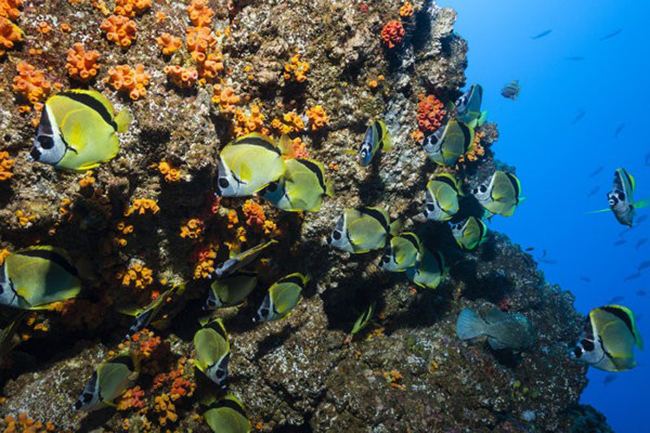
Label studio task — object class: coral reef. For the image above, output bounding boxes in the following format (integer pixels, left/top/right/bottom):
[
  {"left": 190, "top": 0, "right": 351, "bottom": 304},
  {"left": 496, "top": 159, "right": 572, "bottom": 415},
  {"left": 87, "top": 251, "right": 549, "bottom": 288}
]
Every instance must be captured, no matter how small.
[
  {"left": 0, "top": 0, "right": 611, "bottom": 432},
  {"left": 156, "top": 33, "right": 182, "bottom": 56}
]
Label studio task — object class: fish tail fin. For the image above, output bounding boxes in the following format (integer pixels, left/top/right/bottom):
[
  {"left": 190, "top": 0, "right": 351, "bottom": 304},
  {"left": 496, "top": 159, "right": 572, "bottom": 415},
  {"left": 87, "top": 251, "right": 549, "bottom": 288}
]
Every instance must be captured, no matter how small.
[
  {"left": 633, "top": 198, "right": 650, "bottom": 209},
  {"left": 456, "top": 308, "right": 487, "bottom": 340},
  {"left": 389, "top": 219, "right": 402, "bottom": 237},
  {"left": 115, "top": 109, "right": 132, "bottom": 133},
  {"left": 325, "top": 178, "right": 335, "bottom": 197},
  {"left": 277, "top": 135, "right": 295, "bottom": 158}
]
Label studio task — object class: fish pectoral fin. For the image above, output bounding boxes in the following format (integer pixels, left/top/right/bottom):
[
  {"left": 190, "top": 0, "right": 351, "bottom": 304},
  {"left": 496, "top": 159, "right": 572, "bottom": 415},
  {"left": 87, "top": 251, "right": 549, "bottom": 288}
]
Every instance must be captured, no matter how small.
[
  {"left": 586, "top": 208, "right": 612, "bottom": 214},
  {"left": 633, "top": 198, "right": 650, "bottom": 209}
]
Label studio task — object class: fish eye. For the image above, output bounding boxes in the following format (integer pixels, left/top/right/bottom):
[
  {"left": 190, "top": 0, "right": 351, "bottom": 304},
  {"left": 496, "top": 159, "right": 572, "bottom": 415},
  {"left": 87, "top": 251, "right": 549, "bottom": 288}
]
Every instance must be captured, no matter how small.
[
  {"left": 260, "top": 307, "right": 269, "bottom": 317},
  {"left": 82, "top": 392, "right": 93, "bottom": 403},
  {"left": 479, "top": 185, "right": 487, "bottom": 193},
  {"left": 218, "top": 178, "right": 229, "bottom": 189},
  {"left": 30, "top": 147, "right": 41, "bottom": 161},
  {"left": 332, "top": 230, "right": 342, "bottom": 241},
  {"left": 581, "top": 339, "right": 595, "bottom": 351},
  {"left": 618, "top": 192, "right": 626, "bottom": 200},
  {"left": 267, "top": 182, "right": 278, "bottom": 192},
  {"left": 216, "top": 369, "right": 225, "bottom": 378},
  {"left": 426, "top": 204, "right": 435, "bottom": 212},
  {"left": 382, "top": 254, "right": 390, "bottom": 263},
  {"left": 38, "top": 135, "right": 54, "bottom": 150}
]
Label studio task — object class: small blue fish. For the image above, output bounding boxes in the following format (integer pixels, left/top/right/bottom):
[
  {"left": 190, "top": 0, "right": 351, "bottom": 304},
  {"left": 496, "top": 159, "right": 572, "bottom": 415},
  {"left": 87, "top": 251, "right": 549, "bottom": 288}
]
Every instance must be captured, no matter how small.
[
  {"left": 530, "top": 29, "right": 552, "bottom": 40},
  {"left": 599, "top": 29, "right": 622, "bottom": 41}
]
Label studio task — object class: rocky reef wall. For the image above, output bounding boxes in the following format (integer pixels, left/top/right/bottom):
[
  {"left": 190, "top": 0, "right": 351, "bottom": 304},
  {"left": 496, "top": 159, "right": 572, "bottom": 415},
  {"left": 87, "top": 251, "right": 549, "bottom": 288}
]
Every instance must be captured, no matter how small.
[{"left": 0, "top": 0, "right": 611, "bottom": 431}]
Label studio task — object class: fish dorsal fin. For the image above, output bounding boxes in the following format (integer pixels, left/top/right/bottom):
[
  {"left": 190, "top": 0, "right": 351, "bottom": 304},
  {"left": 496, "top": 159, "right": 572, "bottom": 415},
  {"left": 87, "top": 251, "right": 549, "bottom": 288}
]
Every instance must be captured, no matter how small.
[
  {"left": 485, "top": 308, "right": 508, "bottom": 324},
  {"left": 278, "top": 134, "right": 294, "bottom": 158}
]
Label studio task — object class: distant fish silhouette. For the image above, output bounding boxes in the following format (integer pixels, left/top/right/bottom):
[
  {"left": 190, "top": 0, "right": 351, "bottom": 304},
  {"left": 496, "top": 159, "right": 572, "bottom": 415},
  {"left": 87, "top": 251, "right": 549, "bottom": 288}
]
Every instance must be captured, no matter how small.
[
  {"left": 637, "top": 290, "right": 647, "bottom": 296},
  {"left": 638, "top": 260, "right": 650, "bottom": 271},
  {"left": 603, "top": 374, "right": 618, "bottom": 386},
  {"left": 501, "top": 80, "right": 520, "bottom": 101},
  {"left": 614, "top": 123, "right": 625, "bottom": 138},
  {"left": 525, "top": 247, "right": 535, "bottom": 252},
  {"left": 537, "top": 249, "right": 557, "bottom": 264},
  {"left": 636, "top": 215, "right": 648, "bottom": 225},
  {"left": 619, "top": 227, "right": 632, "bottom": 237},
  {"left": 614, "top": 239, "right": 627, "bottom": 246},
  {"left": 572, "top": 109, "right": 587, "bottom": 125},
  {"left": 599, "top": 29, "right": 623, "bottom": 41},
  {"left": 580, "top": 276, "right": 591, "bottom": 283},
  {"left": 589, "top": 166, "right": 604, "bottom": 177},
  {"left": 624, "top": 272, "right": 642, "bottom": 282},
  {"left": 606, "top": 295, "right": 625, "bottom": 304},
  {"left": 587, "top": 186, "right": 600, "bottom": 197},
  {"left": 565, "top": 56, "right": 586, "bottom": 61},
  {"left": 645, "top": 152, "right": 650, "bottom": 166},
  {"left": 531, "top": 29, "right": 552, "bottom": 40},
  {"left": 635, "top": 238, "right": 648, "bottom": 250}
]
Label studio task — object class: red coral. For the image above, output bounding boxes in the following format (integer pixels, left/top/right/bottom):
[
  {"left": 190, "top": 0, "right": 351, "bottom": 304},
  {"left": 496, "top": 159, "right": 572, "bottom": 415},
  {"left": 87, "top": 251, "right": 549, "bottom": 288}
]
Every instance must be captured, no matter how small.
[
  {"left": 381, "top": 20, "right": 405, "bottom": 49},
  {"left": 417, "top": 94, "right": 446, "bottom": 134}
]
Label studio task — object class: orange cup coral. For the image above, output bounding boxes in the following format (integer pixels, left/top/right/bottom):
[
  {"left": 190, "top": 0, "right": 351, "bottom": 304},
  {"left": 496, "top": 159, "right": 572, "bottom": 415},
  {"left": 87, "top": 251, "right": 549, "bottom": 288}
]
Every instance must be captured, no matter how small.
[
  {"left": 156, "top": 33, "right": 182, "bottom": 56},
  {"left": 0, "top": 0, "right": 22, "bottom": 21},
  {"left": 106, "top": 64, "right": 151, "bottom": 100},
  {"left": 12, "top": 61, "right": 53, "bottom": 105},
  {"left": 400, "top": 1, "right": 414, "bottom": 18},
  {"left": 212, "top": 84, "right": 241, "bottom": 115},
  {"left": 416, "top": 93, "right": 446, "bottom": 134},
  {"left": 0, "top": 151, "right": 14, "bottom": 181},
  {"left": 186, "top": 26, "right": 217, "bottom": 63},
  {"left": 187, "top": 0, "right": 214, "bottom": 28},
  {"left": 100, "top": 15, "right": 137, "bottom": 48},
  {"left": 306, "top": 106, "right": 329, "bottom": 131},
  {"left": 381, "top": 20, "right": 405, "bottom": 49},
  {"left": 164, "top": 65, "right": 198, "bottom": 89},
  {"left": 65, "top": 43, "right": 100, "bottom": 83},
  {"left": 284, "top": 54, "right": 309, "bottom": 83},
  {"left": 125, "top": 199, "right": 160, "bottom": 216},
  {"left": 114, "top": 0, "right": 151, "bottom": 17},
  {"left": 0, "top": 17, "right": 22, "bottom": 56}
]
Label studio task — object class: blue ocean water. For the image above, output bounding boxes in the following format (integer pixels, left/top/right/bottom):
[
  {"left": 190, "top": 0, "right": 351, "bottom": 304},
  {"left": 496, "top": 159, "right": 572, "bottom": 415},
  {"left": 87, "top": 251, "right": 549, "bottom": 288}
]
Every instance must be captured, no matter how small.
[{"left": 441, "top": 0, "right": 650, "bottom": 431}]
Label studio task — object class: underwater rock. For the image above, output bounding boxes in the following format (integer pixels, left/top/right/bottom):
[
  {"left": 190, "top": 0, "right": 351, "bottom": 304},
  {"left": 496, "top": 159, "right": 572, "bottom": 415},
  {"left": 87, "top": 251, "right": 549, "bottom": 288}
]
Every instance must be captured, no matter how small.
[{"left": 0, "top": 0, "right": 611, "bottom": 432}]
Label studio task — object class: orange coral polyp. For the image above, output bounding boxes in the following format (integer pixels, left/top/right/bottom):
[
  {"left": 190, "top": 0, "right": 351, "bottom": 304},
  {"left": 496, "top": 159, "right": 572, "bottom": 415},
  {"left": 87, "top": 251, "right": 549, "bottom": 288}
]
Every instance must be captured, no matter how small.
[
  {"left": 164, "top": 65, "right": 198, "bottom": 89},
  {"left": 212, "top": 84, "right": 240, "bottom": 115},
  {"left": 306, "top": 106, "right": 329, "bottom": 131},
  {"left": 65, "top": 43, "right": 100, "bottom": 83},
  {"left": 100, "top": 15, "right": 137, "bottom": 48},
  {"left": 400, "top": 1, "right": 414, "bottom": 18},
  {"left": 283, "top": 54, "right": 309, "bottom": 83},
  {"left": 0, "top": 0, "right": 21, "bottom": 21},
  {"left": 125, "top": 199, "right": 160, "bottom": 216},
  {"left": 106, "top": 64, "right": 151, "bottom": 100},
  {"left": 186, "top": 26, "right": 216, "bottom": 59},
  {"left": 0, "top": 151, "right": 14, "bottom": 181},
  {"left": 0, "top": 17, "right": 22, "bottom": 56},
  {"left": 114, "top": 0, "right": 151, "bottom": 17},
  {"left": 381, "top": 20, "right": 405, "bottom": 49},
  {"left": 156, "top": 33, "right": 182, "bottom": 56},
  {"left": 187, "top": 0, "right": 214, "bottom": 27},
  {"left": 416, "top": 93, "right": 446, "bottom": 134},
  {"left": 12, "top": 61, "right": 53, "bottom": 105}
]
